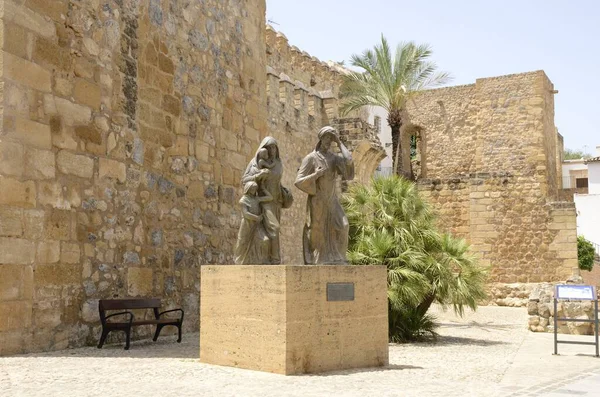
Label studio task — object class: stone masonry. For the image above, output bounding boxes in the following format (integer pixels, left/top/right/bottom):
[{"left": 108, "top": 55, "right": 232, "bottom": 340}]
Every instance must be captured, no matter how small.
[
  {"left": 0, "top": 2, "right": 384, "bottom": 355},
  {"left": 0, "top": 0, "right": 268, "bottom": 355},
  {"left": 406, "top": 72, "right": 577, "bottom": 288}
]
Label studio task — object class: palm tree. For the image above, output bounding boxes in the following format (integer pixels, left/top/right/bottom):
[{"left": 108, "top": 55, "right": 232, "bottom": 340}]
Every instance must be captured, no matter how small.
[
  {"left": 340, "top": 36, "right": 451, "bottom": 180},
  {"left": 343, "top": 175, "right": 487, "bottom": 342}
]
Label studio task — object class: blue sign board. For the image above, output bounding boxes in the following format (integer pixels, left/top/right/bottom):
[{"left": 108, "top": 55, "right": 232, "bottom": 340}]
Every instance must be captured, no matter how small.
[{"left": 555, "top": 284, "right": 596, "bottom": 300}]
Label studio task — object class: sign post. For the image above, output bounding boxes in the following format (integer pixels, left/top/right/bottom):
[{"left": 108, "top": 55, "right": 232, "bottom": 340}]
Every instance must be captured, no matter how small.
[{"left": 553, "top": 284, "right": 599, "bottom": 357}]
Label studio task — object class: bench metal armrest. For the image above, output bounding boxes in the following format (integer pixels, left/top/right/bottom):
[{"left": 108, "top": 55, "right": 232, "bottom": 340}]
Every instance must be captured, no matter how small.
[
  {"left": 158, "top": 308, "right": 184, "bottom": 322},
  {"left": 105, "top": 311, "right": 134, "bottom": 325}
]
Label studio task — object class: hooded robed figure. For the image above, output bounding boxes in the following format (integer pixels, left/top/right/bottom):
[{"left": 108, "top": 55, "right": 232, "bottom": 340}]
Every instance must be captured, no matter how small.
[
  {"left": 236, "top": 136, "right": 293, "bottom": 264},
  {"left": 295, "top": 126, "right": 354, "bottom": 264}
]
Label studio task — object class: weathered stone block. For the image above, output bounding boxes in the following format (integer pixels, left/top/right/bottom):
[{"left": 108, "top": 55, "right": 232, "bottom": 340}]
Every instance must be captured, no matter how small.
[
  {"left": 0, "top": 177, "right": 36, "bottom": 208},
  {"left": 74, "top": 57, "right": 95, "bottom": 79},
  {"left": 0, "top": 264, "right": 33, "bottom": 301},
  {"left": 38, "top": 181, "right": 70, "bottom": 209},
  {"left": 60, "top": 242, "right": 80, "bottom": 264},
  {"left": 35, "top": 263, "right": 80, "bottom": 287},
  {"left": 26, "top": 0, "right": 68, "bottom": 22},
  {"left": 4, "top": 52, "right": 51, "bottom": 92},
  {"left": 37, "top": 241, "right": 61, "bottom": 264},
  {"left": 200, "top": 265, "right": 388, "bottom": 375},
  {"left": 0, "top": 207, "right": 23, "bottom": 238},
  {"left": 44, "top": 210, "right": 71, "bottom": 241},
  {"left": 3, "top": 21, "right": 31, "bottom": 60},
  {"left": 24, "top": 210, "right": 45, "bottom": 239},
  {"left": 145, "top": 43, "right": 158, "bottom": 66},
  {"left": 73, "top": 79, "right": 102, "bottom": 110},
  {"left": 0, "top": 301, "right": 33, "bottom": 332},
  {"left": 98, "top": 158, "right": 126, "bottom": 183},
  {"left": 24, "top": 148, "right": 56, "bottom": 180},
  {"left": 0, "top": 237, "right": 36, "bottom": 265},
  {"left": 162, "top": 94, "right": 181, "bottom": 116},
  {"left": 32, "top": 304, "right": 62, "bottom": 329},
  {"left": 10, "top": 118, "right": 52, "bottom": 149},
  {"left": 81, "top": 299, "right": 99, "bottom": 323},
  {"left": 4, "top": 1, "right": 56, "bottom": 38},
  {"left": 57, "top": 151, "right": 94, "bottom": 178},
  {"left": 45, "top": 96, "right": 92, "bottom": 126},
  {"left": 33, "top": 36, "right": 71, "bottom": 71},
  {"left": 158, "top": 53, "right": 174, "bottom": 74},
  {"left": 127, "top": 267, "right": 154, "bottom": 296},
  {"left": 74, "top": 125, "right": 103, "bottom": 145}
]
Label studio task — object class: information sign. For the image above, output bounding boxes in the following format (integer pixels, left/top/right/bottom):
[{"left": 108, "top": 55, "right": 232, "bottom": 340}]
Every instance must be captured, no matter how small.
[{"left": 555, "top": 284, "right": 596, "bottom": 300}]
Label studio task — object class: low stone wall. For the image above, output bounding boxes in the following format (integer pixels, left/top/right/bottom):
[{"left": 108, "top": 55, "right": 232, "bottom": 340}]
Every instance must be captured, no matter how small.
[{"left": 488, "top": 282, "right": 539, "bottom": 307}]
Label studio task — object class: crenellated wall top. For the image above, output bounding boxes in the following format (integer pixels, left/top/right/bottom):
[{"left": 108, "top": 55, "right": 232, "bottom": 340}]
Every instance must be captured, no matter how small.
[{"left": 266, "top": 24, "right": 344, "bottom": 96}]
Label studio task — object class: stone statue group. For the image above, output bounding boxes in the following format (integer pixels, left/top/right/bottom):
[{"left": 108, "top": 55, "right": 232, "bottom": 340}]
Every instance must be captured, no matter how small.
[{"left": 234, "top": 126, "right": 354, "bottom": 265}]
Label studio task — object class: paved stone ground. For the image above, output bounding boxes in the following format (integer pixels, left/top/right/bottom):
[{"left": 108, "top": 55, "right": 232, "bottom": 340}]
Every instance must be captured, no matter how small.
[{"left": 2, "top": 306, "right": 600, "bottom": 397}]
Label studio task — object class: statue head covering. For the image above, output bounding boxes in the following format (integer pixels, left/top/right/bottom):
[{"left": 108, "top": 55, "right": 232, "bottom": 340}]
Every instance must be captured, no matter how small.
[
  {"left": 242, "top": 136, "right": 280, "bottom": 185},
  {"left": 256, "top": 136, "right": 280, "bottom": 160},
  {"left": 315, "top": 126, "right": 337, "bottom": 151}
]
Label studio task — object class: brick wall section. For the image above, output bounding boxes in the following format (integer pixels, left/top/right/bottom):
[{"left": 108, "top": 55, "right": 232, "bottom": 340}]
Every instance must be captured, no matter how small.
[
  {"left": 0, "top": 0, "right": 267, "bottom": 355},
  {"left": 409, "top": 72, "right": 576, "bottom": 284}
]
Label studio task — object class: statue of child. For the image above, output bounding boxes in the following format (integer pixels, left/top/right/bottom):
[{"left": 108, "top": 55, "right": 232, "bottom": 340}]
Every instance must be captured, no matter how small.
[{"left": 234, "top": 181, "right": 273, "bottom": 264}]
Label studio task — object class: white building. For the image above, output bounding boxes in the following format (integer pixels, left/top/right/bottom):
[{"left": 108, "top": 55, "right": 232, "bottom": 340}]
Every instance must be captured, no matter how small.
[
  {"left": 573, "top": 145, "right": 600, "bottom": 249},
  {"left": 562, "top": 159, "right": 588, "bottom": 189}
]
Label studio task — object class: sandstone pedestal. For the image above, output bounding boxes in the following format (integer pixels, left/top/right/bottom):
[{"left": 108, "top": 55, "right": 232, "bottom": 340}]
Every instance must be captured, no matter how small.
[{"left": 200, "top": 265, "right": 388, "bottom": 374}]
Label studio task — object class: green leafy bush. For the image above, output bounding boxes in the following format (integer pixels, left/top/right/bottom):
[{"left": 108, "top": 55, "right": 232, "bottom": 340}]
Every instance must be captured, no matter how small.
[
  {"left": 344, "top": 175, "right": 487, "bottom": 342},
  {"left": 578, "top": 236, "right": 596, "bottom": 272}
]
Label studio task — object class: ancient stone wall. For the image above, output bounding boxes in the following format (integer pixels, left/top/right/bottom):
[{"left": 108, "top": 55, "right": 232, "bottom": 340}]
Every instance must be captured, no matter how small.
[
  {"left": 0, "top": 0, "right": 267, "bottom": 355},
  {"left": 409, "top": 72, "right": 577, "bottom": 284}
]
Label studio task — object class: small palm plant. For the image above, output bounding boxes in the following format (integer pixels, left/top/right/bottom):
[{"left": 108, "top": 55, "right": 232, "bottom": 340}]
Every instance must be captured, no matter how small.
[{"left": 344, "top": 175, "right": 487, "bottom": 342}]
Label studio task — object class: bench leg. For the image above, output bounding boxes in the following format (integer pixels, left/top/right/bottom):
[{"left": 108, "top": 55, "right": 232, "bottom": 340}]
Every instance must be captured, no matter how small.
[
  {"left": 124, "top": 327, "right": 131, "bottom": 350},
  {"left": 177, "top": 323, "right": 182, "bottom": 343},
  {"left": 97, "top": 328, "right": 109, "bottom": 349},
  {"left": 153, "top": 324, "right": 165, "bottom": 342}
]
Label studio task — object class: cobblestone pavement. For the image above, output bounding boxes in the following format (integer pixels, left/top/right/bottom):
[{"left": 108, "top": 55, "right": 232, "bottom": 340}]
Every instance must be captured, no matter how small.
[{"left": 2, "top": 306, "right": 600, "bottom": 397}]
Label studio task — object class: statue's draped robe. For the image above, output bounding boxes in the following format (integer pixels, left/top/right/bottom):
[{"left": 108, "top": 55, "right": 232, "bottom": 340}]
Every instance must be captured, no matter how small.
[
  {"left": 295, "top": 150, "right": 354, "bottom": 264},
  {"left": 233, "top": 195, "right": 269, "bottom": 265}
]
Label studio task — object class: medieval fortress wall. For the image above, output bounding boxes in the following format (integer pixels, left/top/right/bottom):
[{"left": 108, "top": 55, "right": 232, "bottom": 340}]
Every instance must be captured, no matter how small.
[
  {"left": 0, "top": 0, "right": 577, "bottom": 355},
  {"left": 407, "top": 71, "right": 577, "bottom": 285}
]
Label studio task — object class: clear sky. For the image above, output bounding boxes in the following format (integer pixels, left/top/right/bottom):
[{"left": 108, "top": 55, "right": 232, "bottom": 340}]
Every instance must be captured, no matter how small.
[{"left": 266, "top": 0, "right": 599, "bottom": 154}]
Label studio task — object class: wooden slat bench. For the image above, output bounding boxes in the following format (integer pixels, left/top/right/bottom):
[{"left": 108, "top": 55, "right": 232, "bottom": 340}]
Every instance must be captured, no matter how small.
[{"left": 97, "top": 298, "right": 184, "bottom": 350}]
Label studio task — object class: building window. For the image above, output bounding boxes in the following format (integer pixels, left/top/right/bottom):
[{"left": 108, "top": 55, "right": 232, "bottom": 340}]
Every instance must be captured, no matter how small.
[{"left": 576, "top": 178, "right": 589, "bottom": 188}]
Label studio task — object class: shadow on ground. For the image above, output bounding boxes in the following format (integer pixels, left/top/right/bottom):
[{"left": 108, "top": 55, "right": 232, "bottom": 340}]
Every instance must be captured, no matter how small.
[
  {"left": 307, "top": 364, "right": 424, "bottom": 377},
  {"left": 6, "top": 335, "right": 199, "bottom": 360},
  {"left": 432, "top": 335, "right": 509, "bottom": 347},
  {"left": 439, "top": 321, "right": 521, "bottom": 331}
]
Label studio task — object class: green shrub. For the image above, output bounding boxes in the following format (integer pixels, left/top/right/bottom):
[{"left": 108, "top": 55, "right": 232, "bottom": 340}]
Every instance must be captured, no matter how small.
[
  {"left": 389, "top": 306, "right": 438, "bottom": 343},
  {"left": 578, "top": 236, "right": 596, "bottom": 272},
  {"left": 344, "top": 175, "right": 488, "bottom": 342}
]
